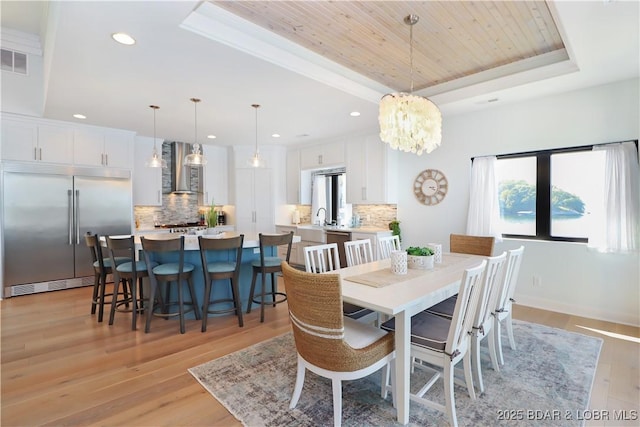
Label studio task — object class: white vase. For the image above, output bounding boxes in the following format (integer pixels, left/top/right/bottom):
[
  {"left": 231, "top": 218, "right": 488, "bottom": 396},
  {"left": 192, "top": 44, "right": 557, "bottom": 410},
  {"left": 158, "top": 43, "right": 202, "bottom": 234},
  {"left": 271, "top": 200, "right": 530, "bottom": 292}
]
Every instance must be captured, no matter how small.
[{"left": 407, "top": 254, "right": 434, "bottom": 270}]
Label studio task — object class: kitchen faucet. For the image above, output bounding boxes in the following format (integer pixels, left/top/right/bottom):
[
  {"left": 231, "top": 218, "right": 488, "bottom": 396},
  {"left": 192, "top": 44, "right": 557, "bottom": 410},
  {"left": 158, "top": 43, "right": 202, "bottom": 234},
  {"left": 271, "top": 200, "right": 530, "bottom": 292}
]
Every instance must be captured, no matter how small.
[{"left": 316, "top": 207, "right": 327, "bottom": 225}]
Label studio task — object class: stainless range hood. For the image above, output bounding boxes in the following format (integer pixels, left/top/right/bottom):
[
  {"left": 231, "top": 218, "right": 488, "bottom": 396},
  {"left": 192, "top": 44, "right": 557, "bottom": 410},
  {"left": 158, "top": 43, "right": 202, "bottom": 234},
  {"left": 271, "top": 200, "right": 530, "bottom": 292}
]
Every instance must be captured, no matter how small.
[{"left": 171, "top": 142, "right": 200, "bottom": 194}]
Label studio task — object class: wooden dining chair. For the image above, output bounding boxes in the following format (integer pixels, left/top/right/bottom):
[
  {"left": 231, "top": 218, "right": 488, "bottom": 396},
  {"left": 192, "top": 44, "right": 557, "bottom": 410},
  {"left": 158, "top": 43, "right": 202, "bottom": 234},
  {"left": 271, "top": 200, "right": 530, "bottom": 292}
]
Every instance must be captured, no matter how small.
[
  {"left": 449, "top": 234, "right": 495, "bottom": 256},
  {"left": 303, "top": 243, "right": 376, "bottom": 323},
  {"left": 491, "top": 246, "right": 525, "bottom": 365},
  {"left": 344, "top": 239, "right": 374, "bottom": 267},
  {"left": 377, "top": 235, "right": 401, "bottom": 260},
  {"left": 281, "top": 261, "right": 395, "bottom": 427},
  {"left": 380, "top": 260, "right": 487, "bottom": 427}
]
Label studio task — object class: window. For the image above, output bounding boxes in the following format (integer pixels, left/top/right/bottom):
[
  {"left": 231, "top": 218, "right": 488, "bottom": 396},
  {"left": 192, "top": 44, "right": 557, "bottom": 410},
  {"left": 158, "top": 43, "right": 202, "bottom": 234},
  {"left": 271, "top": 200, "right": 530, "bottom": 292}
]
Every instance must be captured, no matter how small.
[{"left": 494, "top": 142, "right": 636, "bottom": 242}]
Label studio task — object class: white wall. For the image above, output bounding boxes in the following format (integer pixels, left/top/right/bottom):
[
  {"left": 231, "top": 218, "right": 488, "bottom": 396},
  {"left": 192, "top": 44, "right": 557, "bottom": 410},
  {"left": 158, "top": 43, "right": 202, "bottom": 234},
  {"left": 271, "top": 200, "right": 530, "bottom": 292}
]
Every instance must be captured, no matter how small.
[{"left": 395, "top": 78, "right": 639, "bottom": 326}]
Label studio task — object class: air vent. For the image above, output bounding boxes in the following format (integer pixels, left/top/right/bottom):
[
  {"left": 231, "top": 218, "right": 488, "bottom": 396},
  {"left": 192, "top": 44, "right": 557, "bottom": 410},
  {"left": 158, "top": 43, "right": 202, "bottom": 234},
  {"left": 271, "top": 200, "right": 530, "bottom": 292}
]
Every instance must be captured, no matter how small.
[{"left": 1, "top": 48, "right": 27, "bottom": 74}]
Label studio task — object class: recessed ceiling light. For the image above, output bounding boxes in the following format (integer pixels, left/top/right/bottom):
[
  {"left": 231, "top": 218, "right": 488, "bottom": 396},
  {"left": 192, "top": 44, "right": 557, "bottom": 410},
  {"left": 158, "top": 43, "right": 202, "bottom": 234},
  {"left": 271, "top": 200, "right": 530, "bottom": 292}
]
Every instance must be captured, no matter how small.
[
  {"left": 111, "top": 32, "right": 136, "bottom": 45},
  {"left": 271, "top": 133, "right": 281, "bottom": 138},
  {"left": 350, "top": 111, "right": 361, "bottom": 117},
  {"left": 207, "top": 134, "right": 217, "bottom": 139},
  {"left": 73, "top": 114, "right": 86, "bottom": 119},
  {"left": 487, "top": 98, "right": 499, "bottom": 103}
]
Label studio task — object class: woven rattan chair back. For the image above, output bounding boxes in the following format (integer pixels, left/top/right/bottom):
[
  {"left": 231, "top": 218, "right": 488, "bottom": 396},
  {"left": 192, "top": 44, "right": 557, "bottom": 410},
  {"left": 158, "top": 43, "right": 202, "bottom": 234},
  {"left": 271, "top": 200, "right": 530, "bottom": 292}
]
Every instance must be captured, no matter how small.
[
  {"left": 281, "top": 261, "right": 394, "bottom": 372},
  {"left": 449, "top": 234, "right": 495, "bottom": 256}
]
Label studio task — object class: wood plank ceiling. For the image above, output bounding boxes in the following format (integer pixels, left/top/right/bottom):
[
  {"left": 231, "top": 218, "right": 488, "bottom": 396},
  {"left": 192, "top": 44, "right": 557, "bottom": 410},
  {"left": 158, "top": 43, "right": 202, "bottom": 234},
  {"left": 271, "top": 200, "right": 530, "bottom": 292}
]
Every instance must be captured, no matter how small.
[{"left": 211, "top": 1, "right": 565, "bottom": 92}]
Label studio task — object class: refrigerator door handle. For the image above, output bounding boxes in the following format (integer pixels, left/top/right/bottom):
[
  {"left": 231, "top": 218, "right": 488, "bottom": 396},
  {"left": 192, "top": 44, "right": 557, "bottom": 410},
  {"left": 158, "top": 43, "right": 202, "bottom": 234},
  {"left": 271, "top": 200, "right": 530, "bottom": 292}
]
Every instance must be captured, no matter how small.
[
  {"left": 75, "top": 189, "right": 80, "bottom": 244},
  {"left": 68, "top": 189, "right": 73, "bottom": 244}
]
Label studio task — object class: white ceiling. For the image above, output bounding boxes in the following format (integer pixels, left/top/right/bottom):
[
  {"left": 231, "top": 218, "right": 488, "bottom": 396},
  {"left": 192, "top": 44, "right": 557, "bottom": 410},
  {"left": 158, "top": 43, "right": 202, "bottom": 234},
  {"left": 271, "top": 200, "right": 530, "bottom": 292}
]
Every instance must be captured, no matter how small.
[{"left": 1, "top": 1, "right": 638, "bottom": 147}]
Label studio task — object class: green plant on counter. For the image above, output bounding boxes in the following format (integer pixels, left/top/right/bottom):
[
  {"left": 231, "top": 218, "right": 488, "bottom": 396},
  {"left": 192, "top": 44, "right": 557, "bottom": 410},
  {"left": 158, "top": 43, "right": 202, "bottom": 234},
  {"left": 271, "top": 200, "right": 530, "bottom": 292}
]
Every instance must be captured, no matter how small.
[
  {"left": 389, "top": 220, "right": 402, "bottom": 242},
  {"left": 406, "top": 246, "right": 434, "bottom": 256},
  {"left": 206, "top": 199, "right": 218, "bottom": 228}
]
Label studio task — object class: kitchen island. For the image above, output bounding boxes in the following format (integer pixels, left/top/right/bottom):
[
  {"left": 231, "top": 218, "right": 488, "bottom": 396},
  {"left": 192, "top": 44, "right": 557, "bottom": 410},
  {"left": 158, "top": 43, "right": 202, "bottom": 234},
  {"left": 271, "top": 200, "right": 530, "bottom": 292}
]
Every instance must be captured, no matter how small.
[{"left": 133, "top": 231, "right": 301, "bottom": 320}]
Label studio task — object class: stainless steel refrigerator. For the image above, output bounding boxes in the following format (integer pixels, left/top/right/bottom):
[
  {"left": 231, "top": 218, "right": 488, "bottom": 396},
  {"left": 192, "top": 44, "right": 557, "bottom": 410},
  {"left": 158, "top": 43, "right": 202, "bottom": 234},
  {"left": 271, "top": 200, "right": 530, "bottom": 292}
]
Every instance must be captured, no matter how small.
[{"left": 1, "top": 163, "right": 132, "bottom": 297}]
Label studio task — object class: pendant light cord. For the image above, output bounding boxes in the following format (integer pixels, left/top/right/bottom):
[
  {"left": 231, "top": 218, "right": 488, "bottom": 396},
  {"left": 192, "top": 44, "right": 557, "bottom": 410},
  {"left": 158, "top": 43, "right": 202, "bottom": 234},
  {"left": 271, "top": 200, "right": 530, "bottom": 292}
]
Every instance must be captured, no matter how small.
[
  {"left": 409, "top": 22, "right": 414, "bottom": 94},
  {"left": 252, "top": 104, "right": 260, "bottom": 153}
]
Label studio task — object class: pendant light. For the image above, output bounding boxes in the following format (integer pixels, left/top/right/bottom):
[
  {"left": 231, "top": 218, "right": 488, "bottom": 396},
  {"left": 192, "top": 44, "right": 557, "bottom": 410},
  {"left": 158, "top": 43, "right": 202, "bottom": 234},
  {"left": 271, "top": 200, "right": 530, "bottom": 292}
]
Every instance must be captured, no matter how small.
[
  {"left": 184, "top": 97, "right": 207, "bottom": 166},
  {"left": 247, "top": 103, "right": 265, "bottom": 168},
  {"left": 379, "top": 14, "right": 442, "bottom": 155},
  {"left": 145, "top": 105, "right": 167, "bottom": 168}
]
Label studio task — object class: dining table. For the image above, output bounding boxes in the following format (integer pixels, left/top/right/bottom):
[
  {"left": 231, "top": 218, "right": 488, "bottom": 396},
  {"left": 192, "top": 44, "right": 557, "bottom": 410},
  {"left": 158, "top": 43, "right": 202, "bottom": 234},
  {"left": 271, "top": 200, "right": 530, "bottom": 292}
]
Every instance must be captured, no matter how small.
[{"left": 334, "top": 252, "right": 485, "bottom": 425}]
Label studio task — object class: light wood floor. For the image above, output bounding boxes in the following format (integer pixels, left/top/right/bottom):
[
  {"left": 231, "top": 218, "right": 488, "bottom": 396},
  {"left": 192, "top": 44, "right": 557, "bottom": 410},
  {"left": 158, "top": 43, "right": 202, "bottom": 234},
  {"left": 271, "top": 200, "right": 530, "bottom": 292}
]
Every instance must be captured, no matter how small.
[{"left": 1, "top": 284, "right": 638, "bottom": 426}]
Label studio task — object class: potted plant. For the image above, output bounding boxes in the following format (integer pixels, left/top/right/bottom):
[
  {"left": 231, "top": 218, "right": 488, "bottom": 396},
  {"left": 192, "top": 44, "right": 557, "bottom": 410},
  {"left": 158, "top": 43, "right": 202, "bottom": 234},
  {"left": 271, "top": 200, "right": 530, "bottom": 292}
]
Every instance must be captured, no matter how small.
[
  {"left": 389, "top": 220, "right": 402, "bottom": 242},
  {"left": 406, "top": 246, "right": 435, "bottom": 270},
  {"left": 205, "top": 199, "right": 218, "bottom": 231}
]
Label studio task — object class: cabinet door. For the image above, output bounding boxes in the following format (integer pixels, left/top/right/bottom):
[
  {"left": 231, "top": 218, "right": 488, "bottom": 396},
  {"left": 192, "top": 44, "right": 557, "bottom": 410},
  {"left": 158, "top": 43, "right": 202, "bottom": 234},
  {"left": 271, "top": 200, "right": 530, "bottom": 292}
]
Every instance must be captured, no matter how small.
[
  {"left": 300, "top": 145, "right": 323, "bottom": 169},
  {"left": 345, "top": 136, "right": 366, "bottom": 204},
  {"left": 286, "top": 149, "right": 300, "bottom": 204},
  {"left": 253, "top": 168, "right": 274, "bottom": 233},
  {"left": 73, "top": 128, "right": 105, "bottom": 166},
  {"left": 133, "top": 137, "right": 162, "bottom": 206},
  {"left": 202, "top": 145, "right": 228, "bottom": 205},
  {"left": 1, "top": 119, "right": 38, "bottom": 161},
  {"left": 104, "top": 131, "right": 132, "bottom": 168},
  {"left": 38, "top": 124, "right": 74, "bottom": 164},
  {"left": 234, "top": 171, "right": 254, "bottom": 232},
  {"left": 321, "top": 140, "right": 345, "bottom": 167}
]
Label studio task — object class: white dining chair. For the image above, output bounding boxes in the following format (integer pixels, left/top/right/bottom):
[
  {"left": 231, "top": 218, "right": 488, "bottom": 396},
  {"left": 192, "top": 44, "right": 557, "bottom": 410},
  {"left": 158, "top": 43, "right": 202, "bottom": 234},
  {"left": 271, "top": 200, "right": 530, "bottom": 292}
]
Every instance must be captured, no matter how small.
[
  {"left": 381, "top": 260, "right": 487, "bottom": 427},
  {"left": 491, "top": 246, "right": 525, "bottom": 365},
  {"left": 303, "top": 243, "right": 374, "bottom": 322},
  {"left": 378, "top": 235, "right": 401, "bottom": 260},
  {"left": 344, "top": 239, "right": 374, "bottom": 267}
]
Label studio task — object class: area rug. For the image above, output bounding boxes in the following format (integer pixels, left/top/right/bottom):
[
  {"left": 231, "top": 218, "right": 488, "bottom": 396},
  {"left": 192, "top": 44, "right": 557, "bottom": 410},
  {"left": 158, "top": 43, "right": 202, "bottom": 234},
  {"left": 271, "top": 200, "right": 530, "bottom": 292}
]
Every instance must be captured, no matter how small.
[{"left": 189, "top": 320, "right": 602, "bottom": 426}]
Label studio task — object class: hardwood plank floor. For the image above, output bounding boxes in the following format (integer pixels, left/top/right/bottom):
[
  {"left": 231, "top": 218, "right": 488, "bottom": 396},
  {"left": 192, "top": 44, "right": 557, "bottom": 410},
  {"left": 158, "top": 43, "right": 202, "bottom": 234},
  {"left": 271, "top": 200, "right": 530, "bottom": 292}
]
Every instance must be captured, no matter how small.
[{"left": 2, "top": 284, "right": 638, "bottom": 426}]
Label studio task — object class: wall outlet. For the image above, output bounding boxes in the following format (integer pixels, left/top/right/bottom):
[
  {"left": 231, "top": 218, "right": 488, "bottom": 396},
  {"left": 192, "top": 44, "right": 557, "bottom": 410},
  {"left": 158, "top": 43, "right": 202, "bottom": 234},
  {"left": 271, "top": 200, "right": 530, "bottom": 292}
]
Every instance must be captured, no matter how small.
[{"left": 533, "top": 275, "right": 542, "bottom": 287}]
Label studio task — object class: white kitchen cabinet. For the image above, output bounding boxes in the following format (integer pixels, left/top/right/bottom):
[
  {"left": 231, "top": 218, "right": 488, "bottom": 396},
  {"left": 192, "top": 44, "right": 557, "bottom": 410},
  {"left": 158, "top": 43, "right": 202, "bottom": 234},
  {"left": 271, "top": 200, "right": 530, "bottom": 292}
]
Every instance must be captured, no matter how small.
[
  {"left": 286, "top": 149, "right": 300, "bottom": 204},
  {"left": 74, "top": 128, "right": 133, "bottom": 168},
  {"left": 300, "top": 140, "right": 345, "bottom": 169},
  {"left": 346, "top": 134, "right": 398, "bottom": 204},
  {"left": 275, "top": 225, "right": 299, "bottom": 265},
  {"left": 202, "top": 145, "right": 228, "bottom": 205},
  {"left": 351, "top": 230, "right": 392, "bottom": 261},
  {"left": 235, "top": 168, "right": 274, "bottom": 234},
  {"left": 1, "top": 116, "right": 73, "bottom": 164},
  {"left": 132, "top": 136, "right": 162, "bottom": 206}
]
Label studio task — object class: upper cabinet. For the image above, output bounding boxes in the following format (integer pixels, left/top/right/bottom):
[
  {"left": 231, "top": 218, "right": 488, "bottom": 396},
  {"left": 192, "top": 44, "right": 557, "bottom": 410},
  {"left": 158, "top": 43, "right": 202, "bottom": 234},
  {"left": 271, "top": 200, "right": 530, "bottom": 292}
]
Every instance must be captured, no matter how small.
[
  {"left": 346, "top": 134, "right": 398, "bottom": 204},
  {"left": 1, "top": 116, "right": 73, "bottom": 164},
  {"left": 133, "top": 136, "right": 162, "bottom": 206},
  {"left": 300, "top": 140, "right": 344, "bottom": 169},
  {"left": 74, "top": 128, "right": 133, "bottom": 168},
  {"left": 201, "top": 145, "right": 228, "bottom": 206},
  {"left": 286, "top": 149, "right": 300, "bottom": 204}
]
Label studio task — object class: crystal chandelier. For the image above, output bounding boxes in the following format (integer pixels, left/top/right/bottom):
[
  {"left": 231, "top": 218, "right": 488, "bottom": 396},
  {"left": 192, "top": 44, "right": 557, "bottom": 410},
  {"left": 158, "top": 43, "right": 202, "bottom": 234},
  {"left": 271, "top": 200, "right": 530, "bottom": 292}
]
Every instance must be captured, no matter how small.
[
  {"left": 184, "top": 97, "right": 207, "bottom": 166},
  {"left": 145, "top": 105, "right": 166, "bottom": 168},
  {"left": 379, "top": 14, "right": 442, "bottom": 156},
  {"left": 247, "top": 104, "right": 265, "bottom": 168}
]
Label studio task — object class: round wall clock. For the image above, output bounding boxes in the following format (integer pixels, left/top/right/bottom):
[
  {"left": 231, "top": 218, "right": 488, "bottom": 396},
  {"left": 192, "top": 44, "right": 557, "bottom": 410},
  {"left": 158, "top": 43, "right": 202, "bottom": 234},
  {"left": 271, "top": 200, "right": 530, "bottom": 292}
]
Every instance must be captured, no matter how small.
[{"left": 413, "top": 169, "right": 448, "bottom": 205}]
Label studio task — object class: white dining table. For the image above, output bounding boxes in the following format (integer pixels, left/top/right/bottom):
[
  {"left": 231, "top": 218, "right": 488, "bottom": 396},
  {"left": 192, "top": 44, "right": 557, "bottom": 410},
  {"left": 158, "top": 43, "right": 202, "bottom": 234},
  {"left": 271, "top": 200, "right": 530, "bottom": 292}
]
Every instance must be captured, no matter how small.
[{"left": 335, "top": 252, "right": 485, "bottom": 425}]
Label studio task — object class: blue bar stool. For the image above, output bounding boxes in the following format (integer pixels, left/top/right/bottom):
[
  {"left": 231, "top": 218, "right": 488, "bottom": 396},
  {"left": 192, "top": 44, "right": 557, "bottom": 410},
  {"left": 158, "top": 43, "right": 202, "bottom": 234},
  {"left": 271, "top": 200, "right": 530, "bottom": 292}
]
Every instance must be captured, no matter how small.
[
  {"left": 141, "top": 236, "right": 201, "bottom": 334},
  {"left": 105, "top": 235, "right": 156, "bottom": 331},
  {"left": 198, "top": 234, "right": 245, "bottom": 332}
]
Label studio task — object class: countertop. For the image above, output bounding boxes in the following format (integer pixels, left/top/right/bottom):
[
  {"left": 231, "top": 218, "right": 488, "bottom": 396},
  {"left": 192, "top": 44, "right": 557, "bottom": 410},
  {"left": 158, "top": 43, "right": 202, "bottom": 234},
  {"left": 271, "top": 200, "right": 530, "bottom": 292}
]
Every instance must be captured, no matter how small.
[
  {"left": 277, "top": 223, "right": 391, "bottom": 234},
  {"left": 127, "top": 231, "right": 301, "bottom": 251}
]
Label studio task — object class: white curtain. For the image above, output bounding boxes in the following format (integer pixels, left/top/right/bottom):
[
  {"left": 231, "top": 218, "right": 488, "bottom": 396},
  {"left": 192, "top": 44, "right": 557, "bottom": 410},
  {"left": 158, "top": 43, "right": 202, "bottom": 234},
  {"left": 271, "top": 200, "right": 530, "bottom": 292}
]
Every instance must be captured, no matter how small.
[
  {"left": 588, "top": 141, "right": 639, "bottom": 253},
  {"left": 466, "top": 156, "right": 502, "bottom": 241}
]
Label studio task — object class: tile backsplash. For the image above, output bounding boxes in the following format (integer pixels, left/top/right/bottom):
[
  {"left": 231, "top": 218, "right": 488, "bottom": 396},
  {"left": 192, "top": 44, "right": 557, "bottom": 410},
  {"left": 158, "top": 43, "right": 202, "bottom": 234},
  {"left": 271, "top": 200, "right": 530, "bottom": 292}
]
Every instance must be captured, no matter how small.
[{"left": 293, "top": 204, "right": 397, "bottom": 229}]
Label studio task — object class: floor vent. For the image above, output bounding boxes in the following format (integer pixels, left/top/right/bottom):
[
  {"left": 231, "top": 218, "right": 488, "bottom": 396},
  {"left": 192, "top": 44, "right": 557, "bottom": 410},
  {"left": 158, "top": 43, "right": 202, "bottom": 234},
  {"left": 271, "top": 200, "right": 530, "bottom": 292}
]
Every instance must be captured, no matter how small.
[
  {"left": 1, "top": 48, "right": 28, "bottom": 75},
  {"left": 10, "top": 277, "right": 93, "bottom": 297}
]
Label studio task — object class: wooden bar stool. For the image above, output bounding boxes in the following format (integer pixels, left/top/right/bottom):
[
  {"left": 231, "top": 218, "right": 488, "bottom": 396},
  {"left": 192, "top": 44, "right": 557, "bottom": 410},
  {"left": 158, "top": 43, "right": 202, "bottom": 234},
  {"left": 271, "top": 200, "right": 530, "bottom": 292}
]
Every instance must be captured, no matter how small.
[
  {"left": 141, "top": 236, "right": 201, "bottom": 334},
  {"left": 84, "top": 233, "right": 130, "bottom": 322},
  {"left": 246, "top": 232, "right": 293, "bottom": 323},
  {"left": 106, "top": 235, "right": 156, "bottom": 331},
  {"left": 198, "top": 234, "right": 244, "bottom": 332}
]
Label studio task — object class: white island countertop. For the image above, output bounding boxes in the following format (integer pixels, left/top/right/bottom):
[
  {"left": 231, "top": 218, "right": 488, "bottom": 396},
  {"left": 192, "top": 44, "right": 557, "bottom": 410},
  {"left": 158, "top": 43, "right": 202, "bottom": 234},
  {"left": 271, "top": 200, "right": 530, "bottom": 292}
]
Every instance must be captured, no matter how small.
[{"left": 134, "top": 231, "right": 301, "bottom": 250}]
